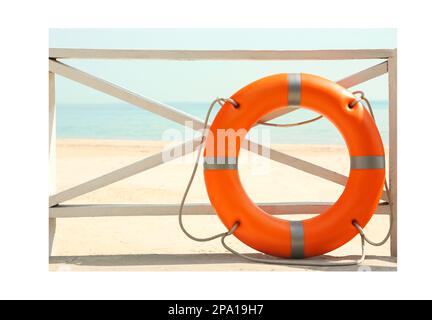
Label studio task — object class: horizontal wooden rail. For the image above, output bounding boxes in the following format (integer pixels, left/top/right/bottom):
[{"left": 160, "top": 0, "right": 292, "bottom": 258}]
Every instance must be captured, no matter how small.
[
  {"left": 49, "top": 48, "right": 396, "bottom": 60},
  {"left": 49, "top": 202, "right": 391, "bottom": 218},
  {"left": 49, "top": 138, "right": 202, "bottom": 207}
]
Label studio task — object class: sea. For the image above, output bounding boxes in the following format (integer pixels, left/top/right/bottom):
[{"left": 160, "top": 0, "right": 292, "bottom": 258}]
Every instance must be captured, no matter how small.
[{"left": 57, "top": 101, "right": 389, "bottom": 145}]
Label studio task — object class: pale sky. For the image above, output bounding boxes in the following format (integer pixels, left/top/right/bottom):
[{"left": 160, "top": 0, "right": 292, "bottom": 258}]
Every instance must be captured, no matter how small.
[{"left": 49, "top": 29, "right": 396, "bottom": 103}]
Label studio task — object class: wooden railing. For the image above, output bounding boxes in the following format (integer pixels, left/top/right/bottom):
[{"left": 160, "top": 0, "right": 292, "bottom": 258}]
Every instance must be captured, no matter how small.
[{"left": 48, "top": 48, "right": 397, "bottom": 257}]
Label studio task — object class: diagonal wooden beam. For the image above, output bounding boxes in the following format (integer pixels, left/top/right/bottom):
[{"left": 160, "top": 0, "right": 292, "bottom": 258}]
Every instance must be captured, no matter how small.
[
  {"left": 259, "top": 61, "right": 388, "bottom": 123},
  {"left": 49, "top": 138, "right": 202, "bottom": 207},
  {"left": 49, "top": 59, "right": 388, "bottom": 203},
  {"left": 337, "top": 60, "right": 388, "bottom": 88},
  {"left": 245, "top": 140, "right": 348, "bottom": 186},
  {"left": 49, "top": 59, "right": 205, "bottom": 130},
  {"left": 49, "top": 136, "right": 385, "bottom": 206},
  {"left": 245, "top": 140, "right": 387, "bottom": 201}
]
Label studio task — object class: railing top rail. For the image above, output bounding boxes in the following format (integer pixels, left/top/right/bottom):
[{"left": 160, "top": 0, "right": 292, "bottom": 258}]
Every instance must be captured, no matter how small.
[{"left": 49, "top": 48, "right": 396, "bottom": 60}]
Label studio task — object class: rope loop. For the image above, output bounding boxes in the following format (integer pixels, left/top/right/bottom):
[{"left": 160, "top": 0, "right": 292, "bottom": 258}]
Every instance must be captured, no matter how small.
[
  {"left": 216, "top": 97, "right": 240, "bottom": 109},
  {"left": 348, "top": 91, "right": 392, "bottom": 247},
  {"left": 178, "top": 97, "right": 240, "bottom": 243},
  {"left": 349, "top": 90, "right": 366, "bottom": 108}
]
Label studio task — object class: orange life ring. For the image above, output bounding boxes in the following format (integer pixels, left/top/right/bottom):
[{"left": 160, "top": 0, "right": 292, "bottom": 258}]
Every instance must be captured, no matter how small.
[{"left": 203, "top": 73, "right": 385, "bottom": 258}]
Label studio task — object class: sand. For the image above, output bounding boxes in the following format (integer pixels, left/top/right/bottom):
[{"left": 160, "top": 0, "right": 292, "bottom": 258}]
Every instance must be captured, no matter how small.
[{"left": 49, "top": 139, "right": 396, "bottom": 271}]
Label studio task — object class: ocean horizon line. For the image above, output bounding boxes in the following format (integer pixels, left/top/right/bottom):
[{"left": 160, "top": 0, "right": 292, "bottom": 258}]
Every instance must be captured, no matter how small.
[
  {"left": 58, "top": 100, "right": 390, "bottom": 107},
  {"left": 56, "top": 101, "right": 389, "bottom": 145}
]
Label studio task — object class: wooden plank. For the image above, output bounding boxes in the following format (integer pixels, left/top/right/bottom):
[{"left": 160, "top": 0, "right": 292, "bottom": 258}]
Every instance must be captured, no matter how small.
[
  {"left": 49, "top": 59, "right": 205, "bottom": 130},
  {"left": 246, "top": 140, "right": 388, "bottom": 201},
  {"left": 388, "top": 54, "right": 398, "bottom": 257},
  {"left": 49, "top": 71, "right": 56, "bottom": 256},
  {"left": 337, "top": 60, "right": 388, "bottom": 88},
  {"left": 49, "top": 138, "right": 202, "bottom": 207},
  {"left": 260, "top": 61, "right": 388, "bottom": 123},
  {"left": 49, "top": 48, "right": 396, "bottom": 60},
  {"left": 246, "top": 140, "right": 347, "bottom": 185},
  {"left": 49, "top": 71, "right": 56, "bottom": 193},
  {"left": 49, "top": 202, "right": 391, "bottom": 218},
  {"left": 49, "top": 218, "right": 56, "bottom": 257}
]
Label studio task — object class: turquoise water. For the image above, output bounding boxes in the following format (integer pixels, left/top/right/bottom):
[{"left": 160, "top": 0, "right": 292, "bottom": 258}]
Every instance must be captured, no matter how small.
[{"left": 57, "top": 101, "right": 389, "bottom": 145}]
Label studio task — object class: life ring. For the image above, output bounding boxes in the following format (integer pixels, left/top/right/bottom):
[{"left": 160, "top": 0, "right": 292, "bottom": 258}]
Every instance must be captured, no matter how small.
[{"left": 203, "top": 73, "right": 385, "bottom": 258}]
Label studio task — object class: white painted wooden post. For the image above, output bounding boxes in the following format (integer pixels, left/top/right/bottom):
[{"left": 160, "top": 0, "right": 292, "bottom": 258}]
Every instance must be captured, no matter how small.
[
  {"left": 388, "top": 53, "right": 397, "bottom": 257},
  {"left": 49, "top": 71, "right": 56, "bottom": 256}
]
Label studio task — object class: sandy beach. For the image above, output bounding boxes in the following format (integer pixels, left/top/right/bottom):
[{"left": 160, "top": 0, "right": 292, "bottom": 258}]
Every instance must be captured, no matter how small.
[{"left": 50, "top": 139, "right": 395, "bottom": 271}]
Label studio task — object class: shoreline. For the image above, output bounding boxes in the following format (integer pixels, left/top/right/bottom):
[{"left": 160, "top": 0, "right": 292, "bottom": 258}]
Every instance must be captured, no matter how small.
[{"left": 56, "top": 137, "right": 389, "bottom": 150}]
